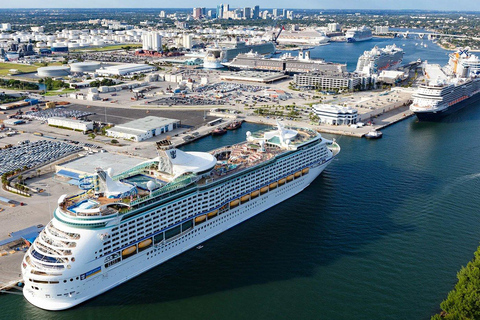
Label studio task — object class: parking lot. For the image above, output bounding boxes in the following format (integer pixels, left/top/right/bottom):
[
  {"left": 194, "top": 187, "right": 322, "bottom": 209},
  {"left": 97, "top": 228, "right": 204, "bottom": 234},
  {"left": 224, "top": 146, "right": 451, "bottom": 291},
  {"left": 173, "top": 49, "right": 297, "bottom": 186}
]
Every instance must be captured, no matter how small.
[
  {"left": 23, "top": 108, "right": 94, "bottom": 121},
  {"left": 0, "top": 140, "right": 82, "bottom": 175}
]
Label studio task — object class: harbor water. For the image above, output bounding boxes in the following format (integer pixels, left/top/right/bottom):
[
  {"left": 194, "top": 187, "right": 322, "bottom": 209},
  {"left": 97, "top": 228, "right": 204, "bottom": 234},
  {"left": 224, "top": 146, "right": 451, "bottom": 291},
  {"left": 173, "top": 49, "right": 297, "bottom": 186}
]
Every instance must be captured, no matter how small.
[{"left": 3, "top": 37, "right": 480, "bottom": 319}]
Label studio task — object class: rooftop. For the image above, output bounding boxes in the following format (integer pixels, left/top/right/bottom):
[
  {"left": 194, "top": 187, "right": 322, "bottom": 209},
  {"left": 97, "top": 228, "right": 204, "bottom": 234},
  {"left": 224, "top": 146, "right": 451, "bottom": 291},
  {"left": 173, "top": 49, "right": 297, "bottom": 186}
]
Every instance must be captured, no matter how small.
[{"left": 111, "top": 116, "right": 180, "bottom": 133}]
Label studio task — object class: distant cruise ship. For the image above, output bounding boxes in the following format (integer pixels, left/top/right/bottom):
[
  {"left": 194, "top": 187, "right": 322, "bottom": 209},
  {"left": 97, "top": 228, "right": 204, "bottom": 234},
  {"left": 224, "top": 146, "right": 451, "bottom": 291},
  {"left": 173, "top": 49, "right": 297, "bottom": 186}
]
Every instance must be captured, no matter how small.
[
  {"left": 203, "top": 40, "right": 276, "bottom": 69},
  {"left": 355, "top": 44, "right": 404, "bottom": 75},
  {"left": 410, "top": 48, "right": 480, "bottom": 121},
  {"left": 345, "top": 26, "right": 373, "bottom": 43},
  {"left": 223, "top": 50, "right": 346, "bottom": 74},
  {"left": 22, "top": 123, "right": 340, "bottom": 310}
]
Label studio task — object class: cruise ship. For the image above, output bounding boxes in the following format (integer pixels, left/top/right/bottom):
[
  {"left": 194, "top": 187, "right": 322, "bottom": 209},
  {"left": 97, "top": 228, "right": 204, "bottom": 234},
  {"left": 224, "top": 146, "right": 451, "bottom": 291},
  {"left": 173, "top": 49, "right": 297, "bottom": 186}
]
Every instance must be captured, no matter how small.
[
  {"left": 345, "top": 26, "right": 373, "bottom": 43},
  {"left": 355, "top": 44, "right": 404, "bottom": 75},
  {"left": 203, "top": 40, "right": 275, "bottom": 69},
  {"left": 223, "top": 50, "right": 346, "bottom": 74},
  {"left": 410, "top": 48, "right": 480, "bottom": 121},
  {"left": 21, "top": 123, "right": 340, "bottom": 310}
]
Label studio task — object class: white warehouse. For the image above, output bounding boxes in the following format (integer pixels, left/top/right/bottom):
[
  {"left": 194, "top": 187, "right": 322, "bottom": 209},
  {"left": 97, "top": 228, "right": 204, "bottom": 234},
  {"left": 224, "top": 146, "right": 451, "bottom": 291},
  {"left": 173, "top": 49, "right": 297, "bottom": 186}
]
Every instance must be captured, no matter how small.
[
  {"left": 96, "top": 63, "right": 156, "bottom": 76},
  {"left": 312, "top": 104, "right": 358, "bottom": 125},
  {"left": 47, "top": 117, "right": 94, "bottom": 132},
  {"left": 106, "top": 116, "right": 181, "bottom": 142}
]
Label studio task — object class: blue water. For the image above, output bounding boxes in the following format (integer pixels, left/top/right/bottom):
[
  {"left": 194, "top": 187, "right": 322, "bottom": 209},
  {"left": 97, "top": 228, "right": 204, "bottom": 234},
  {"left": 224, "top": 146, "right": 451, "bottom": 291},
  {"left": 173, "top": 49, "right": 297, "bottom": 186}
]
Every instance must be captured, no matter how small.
[
  {"left": 3, "top": 34, "right": 479, "bottom": 320},
  {"left": 285, "top": 34, "right": 451, "bottom": 72}
]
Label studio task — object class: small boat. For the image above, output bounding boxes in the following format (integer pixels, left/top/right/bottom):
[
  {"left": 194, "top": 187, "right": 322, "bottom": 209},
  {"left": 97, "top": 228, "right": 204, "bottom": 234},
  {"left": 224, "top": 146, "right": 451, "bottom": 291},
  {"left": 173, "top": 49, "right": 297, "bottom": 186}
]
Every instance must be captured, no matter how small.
[
  {"left": 365, "top": 129, "right": 383, "bottom": 139},
  {"left": 197, "top": 245, "right": 203, "bottom": 249},
  {"left": 226, "top": 120, "right": 242, "bottom": 130},
  {"left": 212, "top": 128, "right": 227, "bottom": 136}
]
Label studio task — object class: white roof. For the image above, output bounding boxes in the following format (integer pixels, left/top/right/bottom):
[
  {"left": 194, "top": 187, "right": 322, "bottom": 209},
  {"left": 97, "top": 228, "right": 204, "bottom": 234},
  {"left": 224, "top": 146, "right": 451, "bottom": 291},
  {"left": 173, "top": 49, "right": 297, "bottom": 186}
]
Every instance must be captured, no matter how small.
[
  {"left": 313, "top": 104, "right": 357, "bottom": 114},
  {"left": 162, "top": 148, "right": 216, "bottom": 176},
  {"left": 112, "top": 116, "right": 179, "bottom": 133}
]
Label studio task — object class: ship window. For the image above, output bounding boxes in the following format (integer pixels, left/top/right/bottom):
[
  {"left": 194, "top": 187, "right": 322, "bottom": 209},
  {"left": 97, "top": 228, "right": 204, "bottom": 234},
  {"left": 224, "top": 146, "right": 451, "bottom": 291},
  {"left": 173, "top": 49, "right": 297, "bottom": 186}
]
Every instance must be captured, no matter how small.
[{"left": 165, "top": 226, "right": 181, "bottom": 240}]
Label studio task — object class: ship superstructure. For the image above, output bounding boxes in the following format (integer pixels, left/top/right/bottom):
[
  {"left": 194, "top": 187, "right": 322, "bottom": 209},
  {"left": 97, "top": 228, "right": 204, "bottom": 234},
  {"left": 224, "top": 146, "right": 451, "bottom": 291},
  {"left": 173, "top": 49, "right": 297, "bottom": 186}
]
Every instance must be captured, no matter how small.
[
  {"left": 203, "top": 39, "right": 275, "bottom": 69},
  {"left": 22, "top": 124, "right": 340, "bottom": 310},
  {"left": 355, "top": 44, "right": 404, "bottom": 75},
  {"left": 223, "top": 50, "right": 346, "bottom": 73},
  {"left": 410, "top": 47, "right": 480, "bottom": 121},
  {"left": 345, "top": 26, "right": 373, "bottom": 43}
]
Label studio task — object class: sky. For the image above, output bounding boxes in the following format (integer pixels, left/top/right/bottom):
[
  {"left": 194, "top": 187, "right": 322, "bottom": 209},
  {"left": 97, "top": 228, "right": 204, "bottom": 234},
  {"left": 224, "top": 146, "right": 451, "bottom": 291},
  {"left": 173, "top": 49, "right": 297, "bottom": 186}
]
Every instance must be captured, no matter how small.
[{"left": 1, "top": 0, "right": 479, "bottom": 11}]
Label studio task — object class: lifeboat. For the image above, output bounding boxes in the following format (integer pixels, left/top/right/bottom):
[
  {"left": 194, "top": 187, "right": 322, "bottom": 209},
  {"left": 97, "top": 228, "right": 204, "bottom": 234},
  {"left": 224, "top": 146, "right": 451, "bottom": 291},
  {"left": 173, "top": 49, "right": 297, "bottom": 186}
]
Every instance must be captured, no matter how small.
[
  {"left": 195, "top": 215, "right": 207, "bottom": 223},
  {"left": 287, "top": 175, "right": 294, "bottom": 182},
  {"left": 260, "top": 186, "right": 269, "bottom": 194},
  {"left": 269, "top": 182, "right": 277, "bottom": 190},
  {"left": 207, "top": 210, "right": 218, "bottom": 218},
  {"left": 302, "top": 168, "right": 310, "bottom": 175},
  {"left": 294, "top": 171, "right": 302, "bottom": 178},
  {"left": 251, "top": 190, "right": 260, "bottom": 199},
  {"left": 122, "top": 245, "right": 136, "bottom": 257},
  {"left": 138, "top": 239, "right": 152, "bottom": 249},
  {"left": 230, "top": 199, "right": 240, "bottom": 208},
  {"left": 278, "top": 178, "right": 286, "bottom": 186},
  {"left": 241, "top": 195, "right": 250, "bottom": 203}
]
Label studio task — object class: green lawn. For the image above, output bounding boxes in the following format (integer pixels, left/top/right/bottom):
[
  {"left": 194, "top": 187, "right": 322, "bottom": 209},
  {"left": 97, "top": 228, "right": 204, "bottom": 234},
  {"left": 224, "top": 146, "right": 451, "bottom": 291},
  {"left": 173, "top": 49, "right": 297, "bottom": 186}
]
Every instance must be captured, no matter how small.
[
  {"left": 72, "top": 44, "right": 142, "bottom": 52},
  {"left": 0, "top": 63, "right": 38, "bottom": 76},
  {"left": 44, "top": 88, "right": 77, "bottom": 96}
]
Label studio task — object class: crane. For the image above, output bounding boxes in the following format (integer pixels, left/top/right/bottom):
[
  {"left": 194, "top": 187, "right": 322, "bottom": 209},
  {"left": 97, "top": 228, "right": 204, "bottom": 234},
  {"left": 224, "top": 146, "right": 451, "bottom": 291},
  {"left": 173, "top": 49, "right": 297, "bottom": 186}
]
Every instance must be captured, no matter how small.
[{"left": 272, "top": 25, "right": 284, "bottom": 44}]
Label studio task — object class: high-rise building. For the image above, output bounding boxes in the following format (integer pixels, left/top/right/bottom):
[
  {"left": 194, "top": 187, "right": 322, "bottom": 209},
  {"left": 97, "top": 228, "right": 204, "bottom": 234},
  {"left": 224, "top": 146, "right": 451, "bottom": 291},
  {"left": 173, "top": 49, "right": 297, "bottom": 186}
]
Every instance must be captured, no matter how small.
[
  {"left": 282, "top": 9, "right": 286, "bottom": 17},
  {"left": 159, "top": 11, "right": 166, "bottom": 18},
  {"left": 193, "top": 7, "right": 202, "bottom": 19},
  {"left": 216, "top": 4, "right": 224, "bottom": 19},
  {"left": 244, "top": 7, "right": 252, "bottom": 19},
  {"left": 142, "top": 31, "right": 162, "bottom": 52},
  {"left": 183, "top": 33, "right": 193, "bottom": 49},
  {"left": 286, "top": 11, "right": 294, "bottom": 20},
  {"left": 327, "top": 23, "right": 341, "bottom": 32},
  {"left": 262, "top": 11, "right": 269, "bottom": 19},
  {"left": 272, "top": 9, "right": 278, "bottom": 17},
  {"left": 253, "top": 5, "right": 260, "bottom": 19}
]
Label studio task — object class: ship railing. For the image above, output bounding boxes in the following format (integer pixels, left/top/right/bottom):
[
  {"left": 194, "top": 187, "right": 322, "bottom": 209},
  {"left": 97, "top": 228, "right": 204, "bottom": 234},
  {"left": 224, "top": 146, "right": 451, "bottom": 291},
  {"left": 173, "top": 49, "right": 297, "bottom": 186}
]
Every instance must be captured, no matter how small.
[
  {"left": 129, "top": 173, "right": 197, "bottom": 208},
  {"left": 113, "top": 160, "right": 158, "bottom": 181}
]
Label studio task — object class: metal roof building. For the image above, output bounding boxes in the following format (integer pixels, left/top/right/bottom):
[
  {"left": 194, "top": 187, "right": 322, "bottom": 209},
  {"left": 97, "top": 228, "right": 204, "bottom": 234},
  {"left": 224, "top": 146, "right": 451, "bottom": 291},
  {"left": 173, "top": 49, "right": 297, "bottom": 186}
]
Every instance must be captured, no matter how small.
[
  {"left": 106, "top": 116, "right": 181, "bottom": 142},
  {"left": 95, "top": 63, "right": 156, "bottom": 76}
]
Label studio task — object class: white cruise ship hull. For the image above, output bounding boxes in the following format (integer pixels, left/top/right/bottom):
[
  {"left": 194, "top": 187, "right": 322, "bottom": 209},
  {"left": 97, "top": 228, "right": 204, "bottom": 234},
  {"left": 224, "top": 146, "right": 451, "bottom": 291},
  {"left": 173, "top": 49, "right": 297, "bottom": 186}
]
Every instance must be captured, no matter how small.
[{"left": 23, "top": 159, "right": 333, "bottom": 310}]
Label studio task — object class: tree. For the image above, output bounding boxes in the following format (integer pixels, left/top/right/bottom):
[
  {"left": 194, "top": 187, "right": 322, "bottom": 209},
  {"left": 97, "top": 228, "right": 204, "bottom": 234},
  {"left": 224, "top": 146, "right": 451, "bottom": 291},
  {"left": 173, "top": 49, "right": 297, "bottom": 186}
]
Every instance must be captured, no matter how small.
[{"left": 432, "top": 246, "right": 480, "bottom": 319}]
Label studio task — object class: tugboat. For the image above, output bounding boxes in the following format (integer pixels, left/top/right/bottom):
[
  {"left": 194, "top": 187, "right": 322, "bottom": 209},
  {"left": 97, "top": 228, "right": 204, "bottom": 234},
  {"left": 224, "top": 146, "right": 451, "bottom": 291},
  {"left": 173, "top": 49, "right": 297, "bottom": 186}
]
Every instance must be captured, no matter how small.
[
  {"left": 365, "top": 129, "right": 383, "bottom": 139},
  {"left": 211, "top": 127, "right": 227, "bottom": 136},
  {"left": 226, "top": 120, "right": 242, "bottom": 130}
]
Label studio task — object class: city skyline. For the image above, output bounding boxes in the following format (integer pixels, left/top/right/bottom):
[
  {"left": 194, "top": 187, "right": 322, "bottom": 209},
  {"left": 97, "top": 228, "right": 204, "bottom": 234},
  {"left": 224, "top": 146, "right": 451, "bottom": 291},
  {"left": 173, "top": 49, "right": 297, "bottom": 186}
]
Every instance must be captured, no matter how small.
[{"left": 1, "top": 0, "right": 479, "bottom": 11}]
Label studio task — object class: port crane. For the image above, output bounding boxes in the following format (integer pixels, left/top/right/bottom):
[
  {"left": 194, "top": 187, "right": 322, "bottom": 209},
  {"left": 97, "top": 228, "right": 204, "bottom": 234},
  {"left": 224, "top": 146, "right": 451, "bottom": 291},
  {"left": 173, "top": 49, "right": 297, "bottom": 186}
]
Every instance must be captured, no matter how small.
[{"left": 272, "top": 25, "right": 284, "bottom": 44}]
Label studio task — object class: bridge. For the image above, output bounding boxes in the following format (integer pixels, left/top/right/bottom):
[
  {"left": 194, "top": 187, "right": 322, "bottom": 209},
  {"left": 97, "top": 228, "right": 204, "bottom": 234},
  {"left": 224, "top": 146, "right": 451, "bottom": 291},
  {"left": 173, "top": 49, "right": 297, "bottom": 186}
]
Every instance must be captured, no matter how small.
[{"left": 378, "top": 31, "right": 472, "bottom": 40}]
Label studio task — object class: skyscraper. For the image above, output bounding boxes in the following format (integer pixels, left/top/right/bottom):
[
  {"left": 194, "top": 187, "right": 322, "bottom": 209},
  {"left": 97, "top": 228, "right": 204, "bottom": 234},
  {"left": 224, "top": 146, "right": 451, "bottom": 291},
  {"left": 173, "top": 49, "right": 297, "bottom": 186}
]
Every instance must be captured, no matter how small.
[
  {"left": 216, "top": 4, "right": 224, "bottom": 19},
  {"left": 244, "top": 7, "right": 252, "bottom": 19},
  {"left": 253, "top": 5, "right": 260, "bottom": 19}
]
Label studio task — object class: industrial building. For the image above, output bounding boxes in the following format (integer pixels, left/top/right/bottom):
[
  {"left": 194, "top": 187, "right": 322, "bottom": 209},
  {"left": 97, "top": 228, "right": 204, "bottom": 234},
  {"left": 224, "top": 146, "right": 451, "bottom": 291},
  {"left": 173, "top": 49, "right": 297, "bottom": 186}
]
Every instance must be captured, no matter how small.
[
  {"left": 47, "top": 117, "right": 94, "bottom": 132},
  {"left": 37, "top": 66, "right": 71, "bottom": 77},
  {"left": 312, "top": 104, "right": 358, "bottom": 125},
  {"left": 96, "top": 63, "right": 156, "bottom": 76},
  {"left": 106, "top": 116, "right": 181, "bottom": 142},
  {"left": 293, "top": 72, "right": 374, "bottom": 91}
]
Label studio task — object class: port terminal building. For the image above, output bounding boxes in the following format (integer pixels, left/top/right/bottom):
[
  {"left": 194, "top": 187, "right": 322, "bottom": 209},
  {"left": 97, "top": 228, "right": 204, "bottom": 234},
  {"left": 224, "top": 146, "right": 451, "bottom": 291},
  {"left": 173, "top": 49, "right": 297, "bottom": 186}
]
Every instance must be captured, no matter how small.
[
  {"left": 312, "top": 104, "right": 358, "bottom": 125},
  {"left": 106, "top": 116, "right": 181, "bottom": 142}
]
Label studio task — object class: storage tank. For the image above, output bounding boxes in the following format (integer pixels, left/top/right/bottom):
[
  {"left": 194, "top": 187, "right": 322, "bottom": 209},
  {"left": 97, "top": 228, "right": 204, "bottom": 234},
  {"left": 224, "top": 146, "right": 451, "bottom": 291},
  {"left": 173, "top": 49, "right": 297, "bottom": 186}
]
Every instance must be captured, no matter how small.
[
  {"left": 37, "top": 66, "right": 70, "bottom": 77},
  {"left": 70, "top": 62, "right": 101, "bottom": 73}
]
